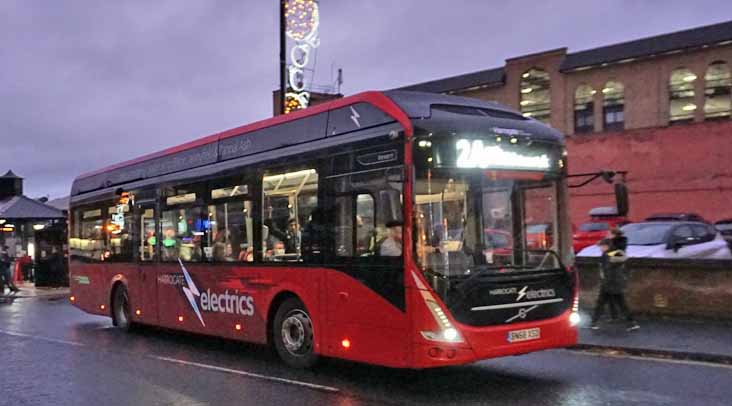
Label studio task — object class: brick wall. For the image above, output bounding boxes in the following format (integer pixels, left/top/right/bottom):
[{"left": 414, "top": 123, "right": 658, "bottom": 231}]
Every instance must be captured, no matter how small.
[
  {"left": 577, "top": 258, "right": 732, "bottom": 320},
  {"left": 566, "top": 119, "right": 732, "bottom": 226}
]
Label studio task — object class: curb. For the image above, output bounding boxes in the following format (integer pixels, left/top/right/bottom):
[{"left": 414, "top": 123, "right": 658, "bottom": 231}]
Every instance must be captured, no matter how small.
[
  {"left": 569, "top": 343, "right": 732, "bottom": 366},
  {"left": 0, "top": 292, "right": 70, "bottom": 300}
]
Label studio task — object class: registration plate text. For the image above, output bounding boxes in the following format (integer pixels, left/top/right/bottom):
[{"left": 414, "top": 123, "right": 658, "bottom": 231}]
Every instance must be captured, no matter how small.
[{"left": 507, "top": 327, "right": 540, "bottom": 343}]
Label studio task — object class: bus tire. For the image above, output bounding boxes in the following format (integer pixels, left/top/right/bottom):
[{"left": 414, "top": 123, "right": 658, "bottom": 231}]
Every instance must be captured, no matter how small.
[
  {"left": 112, "top": 284, "right": 133, "bottom": 332},
  {"left": 273, "top": 297, "right": 318, "bottom": 368}
]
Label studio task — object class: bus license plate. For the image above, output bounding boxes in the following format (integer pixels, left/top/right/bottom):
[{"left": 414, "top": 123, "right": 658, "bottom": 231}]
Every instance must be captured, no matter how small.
[{"left": 507, "top": 327, "right": 540, "bottom": 343}]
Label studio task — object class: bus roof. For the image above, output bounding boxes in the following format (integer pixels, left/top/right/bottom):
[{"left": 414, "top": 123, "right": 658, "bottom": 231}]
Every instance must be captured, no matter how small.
[{"left": 71, "top": 90, "right": 563, "bottom": 198}]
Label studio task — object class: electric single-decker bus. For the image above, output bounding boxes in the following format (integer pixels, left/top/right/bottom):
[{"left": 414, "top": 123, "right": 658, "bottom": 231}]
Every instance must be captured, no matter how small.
[{"left": 69, "top": 91, "right": 579, "bottom": 368}]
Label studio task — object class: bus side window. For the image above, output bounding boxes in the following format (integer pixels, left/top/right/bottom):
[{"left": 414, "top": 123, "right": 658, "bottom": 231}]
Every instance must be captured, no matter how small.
[
  {"left": 356, "top": 194, "right": 375, "bottom": 256},
  {"left": 107, "top": 202, "right": 133, "bottom": 262},
  {"left": 161, "top": 186, "right": 207, "bottom": 263},
  {"left": 261, "top": 168, "right": 318, "bottom": 262},
  {"left": 207, "top": 200, "right": 254, "bottom": 262},
  {"left": 334, "top": 193, "right": 376, "bottom": 258},
  {"left": 334, "top": 195, "right": 353, "bottom": 257},
  {"left": 69, "top": 207, "right": 107, "bottom": 262},
  {"left": 138, "top": 207, "right": 156, "bottom": 262}
]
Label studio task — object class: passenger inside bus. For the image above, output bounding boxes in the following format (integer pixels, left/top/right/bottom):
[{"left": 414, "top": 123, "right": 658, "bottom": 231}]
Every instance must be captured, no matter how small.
[
  {"left": 284, "top": 219, "right": 301, "bottom": 254},
  {"left": 161, "top": 227, "right": 178, "bottom": 261},
  {"left": 379, "top": 221, "right": 403, "bottom": 257},
  {"left": 211, "top": 229, "right": 232, "bottom": 262}
]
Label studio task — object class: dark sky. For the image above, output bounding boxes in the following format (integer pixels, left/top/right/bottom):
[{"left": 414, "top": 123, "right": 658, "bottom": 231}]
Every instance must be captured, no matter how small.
[{"left": 2, "top": 1, "right": 731, "bottom": 199}]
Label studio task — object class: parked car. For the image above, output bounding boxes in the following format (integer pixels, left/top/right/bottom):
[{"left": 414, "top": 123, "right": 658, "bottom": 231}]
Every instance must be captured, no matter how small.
[
  {"left": 484, "top": 228, "right": 513, "bottom": 258},
  {"left": 714, "top": 219, "right": 732, "bottom": 244},
  {"left": 526, "top": 223, "right": 553, "bottom": 250},
  {"left": 577, "top": 221, "right": 732, "bottom": 259},
  {"left": 645, "top": 212, "right": 707, "bottom": 223},
  {"left": 572, "top": 207, "right": 629, "bottom": 253}
]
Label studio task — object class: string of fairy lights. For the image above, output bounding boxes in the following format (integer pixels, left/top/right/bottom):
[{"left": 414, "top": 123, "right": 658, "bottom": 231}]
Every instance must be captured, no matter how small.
[{"left": 283, "top": 0, "right": 320, "bottom": 114}]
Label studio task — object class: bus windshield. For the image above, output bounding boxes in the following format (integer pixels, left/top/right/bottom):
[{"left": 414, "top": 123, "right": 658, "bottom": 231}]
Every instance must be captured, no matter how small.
[{"left": 414, "top": 168, "right": 561, "bottom": 276}]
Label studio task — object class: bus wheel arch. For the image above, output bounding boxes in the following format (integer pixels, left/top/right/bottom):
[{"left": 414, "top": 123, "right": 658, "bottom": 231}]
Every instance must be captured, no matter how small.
[
  {"left": 268, "top": 292, "right": 319, "bottom": 368},
  {"left": 110, "top": 281, "right": 132, "bottom": 331}
]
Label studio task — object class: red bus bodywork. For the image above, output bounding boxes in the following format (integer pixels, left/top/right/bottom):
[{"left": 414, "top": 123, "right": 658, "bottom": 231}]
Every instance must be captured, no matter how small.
[{"left": 70, "top": 91, "right": 578, "bottom": 368}]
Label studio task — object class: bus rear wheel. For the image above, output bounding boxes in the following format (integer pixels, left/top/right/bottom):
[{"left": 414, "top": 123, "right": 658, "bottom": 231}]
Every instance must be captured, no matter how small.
[
  {"left": 273, "top": 298, "right": 318, "bottom": 368},
  {"left": 112, "top": 284, "right": 133, "bottom": 331}
]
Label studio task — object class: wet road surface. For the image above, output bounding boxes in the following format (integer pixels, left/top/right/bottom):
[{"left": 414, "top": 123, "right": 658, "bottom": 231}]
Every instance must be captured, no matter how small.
[{"left": 1, "top": 295, "right": 731, "bottom": 406}]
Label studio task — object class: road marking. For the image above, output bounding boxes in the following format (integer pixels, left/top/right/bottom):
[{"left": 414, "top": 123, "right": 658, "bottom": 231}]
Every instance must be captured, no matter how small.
[
  {"left": 568, "top": 348, "right": 732, "bottom": 370},
  {"left": 0, "top": 328, "right": 340, "bottom": 393},
  {"left": 0, "top": 329, "right": 86, "bottom": 347},
  {"left": 151, "top": 356, "right": 340, "bottom": 393}
]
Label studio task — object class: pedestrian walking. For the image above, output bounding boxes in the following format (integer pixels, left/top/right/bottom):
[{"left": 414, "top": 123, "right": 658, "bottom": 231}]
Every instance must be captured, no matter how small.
[
  {"left": 1, "top": 245, "right": 20, "bottom": 295},
  {"left": 590, "top": 237, "right": 640, "bottom": 331}
]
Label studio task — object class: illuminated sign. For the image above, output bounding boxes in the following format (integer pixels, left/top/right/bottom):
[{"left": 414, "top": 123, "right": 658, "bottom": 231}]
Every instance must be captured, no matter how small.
[
  {"left": 110, "top": 192, "right": 132, "bottom": 234},
  {"left": 455, "top": 139, "right": 551, "bottom": 170},
  {"left": 284, "top": 0, "right": 320, "bottom": 113}
]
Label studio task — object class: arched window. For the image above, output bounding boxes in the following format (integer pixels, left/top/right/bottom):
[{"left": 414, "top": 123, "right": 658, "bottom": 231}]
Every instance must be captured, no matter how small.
[
  {"left": 574, "top": 84, "right": 595, "bottom": 134},
  {"left": 520, "top": 68, "right": 551, "bottom": 123},
  {"left": 704, "top": 61, "right": 731, "bottom": 119},
  {"left": 669, "top": 68, "right": 697, "bottom": 123},
  {"left": 603, "top": 81, "right": 625, "bottom": 131}
]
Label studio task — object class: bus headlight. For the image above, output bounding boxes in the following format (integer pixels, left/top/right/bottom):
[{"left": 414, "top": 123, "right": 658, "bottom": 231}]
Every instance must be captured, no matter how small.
[
  {"left": 569, "top": 312, "right": 581, "bottom": 326},
  {"left": 421, "top": 328, "right": 463, "bottom": 343},
  {"left": 569, "top": 294, "right": 580, "bottom": 326},
  {"left": 413, "top": 272, "right": 464, "bottom": 343},
  {"left": 442, "top": 327, "right": 459, "bottom": 341},
  {"left": 419, "top": 299, "right": 464, "bottom": 343}
]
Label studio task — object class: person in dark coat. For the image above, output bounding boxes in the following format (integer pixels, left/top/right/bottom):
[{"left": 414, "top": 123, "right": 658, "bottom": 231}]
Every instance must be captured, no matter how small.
[
  {"left": 1, "top": 245, "right": 20, "bottom": 294},
  {"left": 590, "top": 237, "right": 639, "bottom": 331}
]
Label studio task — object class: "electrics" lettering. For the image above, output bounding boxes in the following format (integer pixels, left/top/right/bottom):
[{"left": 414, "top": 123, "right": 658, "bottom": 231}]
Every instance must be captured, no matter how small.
[{"left": 200, "top": 290, "right": 255, "bottom": 316}]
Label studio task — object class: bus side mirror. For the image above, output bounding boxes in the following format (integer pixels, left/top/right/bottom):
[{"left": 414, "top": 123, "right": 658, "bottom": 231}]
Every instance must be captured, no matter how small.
[{"left": 615, "top": 183, "right": 629, "bottom": 217}]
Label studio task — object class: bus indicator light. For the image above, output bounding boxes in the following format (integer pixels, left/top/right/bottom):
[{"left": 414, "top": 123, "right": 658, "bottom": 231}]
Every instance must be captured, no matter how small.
[
  {"left": 235, "top": 324, "right": 242, "bottom": 331},
  {"left": 178, "top": 316, "right": 184, "bottom": 322},
  {"left": 341, "top": 339, "right": 351, "bottom": 349},
  {"left": 135, "top": 309, "right": 141, "bottom": 316},
  {"left": 100, "top": 304, "right": 105, "bottom": 310},
  {"left": 69, "top": 296, "right": 75, "bottom": 302}
]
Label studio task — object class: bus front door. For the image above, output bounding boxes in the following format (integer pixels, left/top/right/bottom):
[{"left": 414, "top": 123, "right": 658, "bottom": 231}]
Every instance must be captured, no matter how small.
[{"left": 136, "top": 202, "right": 159, "bottom": 324}]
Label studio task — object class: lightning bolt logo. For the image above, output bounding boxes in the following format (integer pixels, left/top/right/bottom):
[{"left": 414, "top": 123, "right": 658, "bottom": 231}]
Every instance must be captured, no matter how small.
[
  {"left": 179, "top": 258, "right": 205, "bottom": 327},
  {"left": 516, "top": 286, "right": 528, "bottom": 302},
  {"left": 350, "top": 106, "right": 361, "bottom": 128}
]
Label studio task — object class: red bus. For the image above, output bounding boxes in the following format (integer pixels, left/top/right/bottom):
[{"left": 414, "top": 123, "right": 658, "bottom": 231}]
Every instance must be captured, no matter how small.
[{"left": 69, "top": 91, "right": 579, "bottom": 368}]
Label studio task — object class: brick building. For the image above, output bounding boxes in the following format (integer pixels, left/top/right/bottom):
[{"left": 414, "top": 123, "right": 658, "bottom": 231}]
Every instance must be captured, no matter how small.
[{"left": 399, "top": 20, "right": 732, "bottom": 226}]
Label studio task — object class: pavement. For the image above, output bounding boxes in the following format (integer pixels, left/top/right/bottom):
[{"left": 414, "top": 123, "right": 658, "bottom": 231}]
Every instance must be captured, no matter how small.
[
  {"left": 0, "top": 281, "right": 69, "bottom": 299},
  {"left": 574, "top": 310, "right": 732, "bottom": 365}
]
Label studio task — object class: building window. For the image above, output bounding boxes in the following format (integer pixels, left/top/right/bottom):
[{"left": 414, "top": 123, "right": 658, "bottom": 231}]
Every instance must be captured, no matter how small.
[
  {"left": 520, "top": 68, "right": 551, "bottom": 123},
  {"left": 603, "top": 81, "right": 625, "bottom": 131},
  {"left": 704, "top": 61, "right": 731, "bottom": 120},
  {"left": 669, "top": 68, "right": 697, "bottom": 123},
  {"left": 574, "top": 84, "right": 595, "bottom": 134}
]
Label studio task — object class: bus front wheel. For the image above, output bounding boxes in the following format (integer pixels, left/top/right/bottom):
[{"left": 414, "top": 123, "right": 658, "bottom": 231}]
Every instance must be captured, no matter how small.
[
  {"left": 273, "top": 297, "right": 318, "bottom": 368},
  {"left": 112, "top": 284, "right": 133, "bottom": 331}
]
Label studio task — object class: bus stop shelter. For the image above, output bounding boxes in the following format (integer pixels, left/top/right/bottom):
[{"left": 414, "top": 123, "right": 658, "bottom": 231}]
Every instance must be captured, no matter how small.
[{"left": 0, "top": 170, "right": 68, "bottom": 287}]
